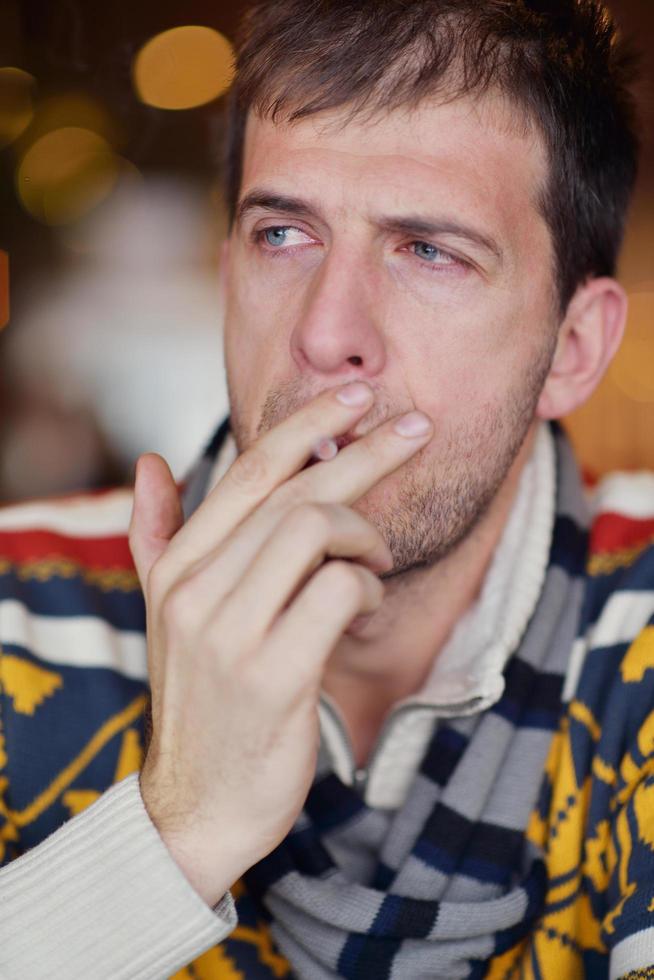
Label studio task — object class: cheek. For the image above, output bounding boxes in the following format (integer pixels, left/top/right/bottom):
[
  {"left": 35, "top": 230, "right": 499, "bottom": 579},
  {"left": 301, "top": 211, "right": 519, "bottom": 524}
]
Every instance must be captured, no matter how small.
[
  {"left": 385, "top": 293, "right": 512, "bottom": 413},
  {"left": 227, "top": 251, "right": 308, "bottom": 348},
  {"left": 403, "top": 241, "right": 554, "bottom": 393},
  {"left": 224, "top": 256, "right": 282, "bottom": 368},
  {"left": 224, "top": 282, "right": 300, "bottom": 441},
  {"left": 223, "top": 300, "right": 270, "bottom": 424}
]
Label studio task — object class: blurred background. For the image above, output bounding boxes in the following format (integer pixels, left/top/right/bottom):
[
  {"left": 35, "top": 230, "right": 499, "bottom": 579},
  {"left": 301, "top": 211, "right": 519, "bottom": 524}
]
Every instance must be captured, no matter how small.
[{"left": 0, "top": 0, "right": 652, "bottom": 502}]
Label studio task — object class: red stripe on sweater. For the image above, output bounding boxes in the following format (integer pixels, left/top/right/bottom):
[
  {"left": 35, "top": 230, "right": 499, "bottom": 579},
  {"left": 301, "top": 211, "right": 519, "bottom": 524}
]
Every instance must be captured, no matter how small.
[
  {"left": 0, "top": 530, "right": 135, "bottom": 569},
  {"left": 590, "top": 513, "right": 654, "bottom": 554}
]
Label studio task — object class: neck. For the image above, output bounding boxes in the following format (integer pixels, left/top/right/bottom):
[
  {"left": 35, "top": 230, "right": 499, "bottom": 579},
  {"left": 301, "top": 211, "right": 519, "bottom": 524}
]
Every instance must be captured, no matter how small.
[{"left": 322, "top": 423, "right": 539, "bottom": 767}]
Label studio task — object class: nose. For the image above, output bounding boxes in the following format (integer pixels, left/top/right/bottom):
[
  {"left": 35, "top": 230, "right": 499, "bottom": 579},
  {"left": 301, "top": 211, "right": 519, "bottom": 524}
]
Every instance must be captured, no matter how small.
[{"left": 289, "top": 246, "right": 387, "bottom": 378}]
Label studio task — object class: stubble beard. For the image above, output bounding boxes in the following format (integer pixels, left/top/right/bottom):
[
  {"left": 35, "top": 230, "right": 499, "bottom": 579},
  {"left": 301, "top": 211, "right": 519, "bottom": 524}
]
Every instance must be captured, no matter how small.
[
  {"left": 226, "top": 335, "right": 557, "bottom": 582},
  {"left": 373, "top": 393, "right": 539, "bottom": 580}
]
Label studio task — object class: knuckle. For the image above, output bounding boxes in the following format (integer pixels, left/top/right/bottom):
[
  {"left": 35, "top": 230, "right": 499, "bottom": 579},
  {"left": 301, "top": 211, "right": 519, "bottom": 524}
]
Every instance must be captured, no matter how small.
[
  {"left": 286, "top": 502, "right": 332, "bottom": 541},
  {"left": 276, "top": 474, "right": 310, "bottom": 508},
  {"left": 229, "top": 445, "right": 272, "bottom": 490},
  {"left": 160, "top": 579, "right": 197, "bottom": 635},
  {"left": 319, "top": 559, "right": 364, "bottom": 601},
  {"left": 198, "top": 615, "right": 230, "bottom": 661}
]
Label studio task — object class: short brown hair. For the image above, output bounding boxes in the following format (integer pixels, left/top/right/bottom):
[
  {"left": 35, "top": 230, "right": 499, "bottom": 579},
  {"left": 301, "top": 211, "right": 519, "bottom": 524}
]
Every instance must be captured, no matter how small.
[{"left": 222, "top": 0, "right": 641, "bottom": 317}]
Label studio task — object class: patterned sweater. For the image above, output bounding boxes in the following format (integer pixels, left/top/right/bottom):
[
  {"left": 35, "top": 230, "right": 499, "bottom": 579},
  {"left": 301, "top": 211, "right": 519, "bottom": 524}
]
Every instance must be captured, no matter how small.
[{"left": 0, "top": 420, "right": 654, "bottom": 978}]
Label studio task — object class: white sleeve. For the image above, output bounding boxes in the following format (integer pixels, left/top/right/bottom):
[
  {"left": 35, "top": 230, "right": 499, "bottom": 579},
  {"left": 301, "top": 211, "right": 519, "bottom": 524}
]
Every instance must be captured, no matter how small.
[{"left": 0, "top": 772, "right": 238, "bottom": 979}]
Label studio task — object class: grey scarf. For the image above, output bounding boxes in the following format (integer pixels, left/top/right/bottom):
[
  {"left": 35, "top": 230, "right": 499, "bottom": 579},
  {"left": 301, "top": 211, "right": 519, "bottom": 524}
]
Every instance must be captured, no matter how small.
[{"left": 183, "top": 419, "right": 589, "bottom": 978}]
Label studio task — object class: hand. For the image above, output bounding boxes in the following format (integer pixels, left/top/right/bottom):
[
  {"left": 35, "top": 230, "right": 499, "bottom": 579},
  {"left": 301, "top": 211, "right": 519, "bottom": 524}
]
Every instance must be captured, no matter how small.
[{"left": 128, "top": 382, "right": 433, "bottom": 906}]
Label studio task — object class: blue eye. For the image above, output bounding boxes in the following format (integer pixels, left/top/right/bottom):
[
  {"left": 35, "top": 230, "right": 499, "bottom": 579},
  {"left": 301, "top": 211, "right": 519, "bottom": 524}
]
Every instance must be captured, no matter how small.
[
  {"left": 412, "top": 241, "right": 453, "bottom": 264},
  {"left": 264, "top": 227, "right": 288, "bottom": 247}
]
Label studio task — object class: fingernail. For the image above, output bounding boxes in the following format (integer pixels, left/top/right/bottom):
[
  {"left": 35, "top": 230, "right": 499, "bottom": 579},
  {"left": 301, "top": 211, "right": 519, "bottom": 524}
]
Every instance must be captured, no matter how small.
[
  {"left": 394, "top": 411, "right": 432, "bottom": 437},
  {"left": 336, "top": 382, "right": 372, "bottom": 406}
]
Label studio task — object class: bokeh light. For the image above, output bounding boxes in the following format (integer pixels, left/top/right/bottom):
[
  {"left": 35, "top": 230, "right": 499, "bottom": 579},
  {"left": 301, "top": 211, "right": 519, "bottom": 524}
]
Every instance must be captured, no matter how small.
[
  {"left": 16, "top": 127, "right": 121, "bottom": 225},
  {"left": 0, "top": 67, "right": 36, "bottom": 148},
  {"left": 609, "top": 288, "right": 654, "bottom": 403},
  {"left": 133, "top": 25, "right": 234, "bottom": 110},
  {"left": 17, "top": 92, "right": 120, "bottom": 149}
]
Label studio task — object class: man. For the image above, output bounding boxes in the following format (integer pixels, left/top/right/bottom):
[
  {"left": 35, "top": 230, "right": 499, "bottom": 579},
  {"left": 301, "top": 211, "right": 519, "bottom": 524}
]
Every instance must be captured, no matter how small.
[{"left": 0, "top": 0, "right": 651, "bottom": 976}]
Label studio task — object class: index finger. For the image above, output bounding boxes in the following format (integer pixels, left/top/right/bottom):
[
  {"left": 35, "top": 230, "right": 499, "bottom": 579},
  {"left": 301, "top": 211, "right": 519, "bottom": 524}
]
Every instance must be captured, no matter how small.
[{"left": 166, "top": 381, "right": 375, "bottom": 564}]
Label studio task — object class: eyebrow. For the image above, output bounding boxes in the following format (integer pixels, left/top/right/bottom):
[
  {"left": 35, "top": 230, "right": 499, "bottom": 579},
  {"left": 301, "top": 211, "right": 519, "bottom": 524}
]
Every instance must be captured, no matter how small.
[{"left": 235, "top": 190, "right": 504, "bottom": 265}]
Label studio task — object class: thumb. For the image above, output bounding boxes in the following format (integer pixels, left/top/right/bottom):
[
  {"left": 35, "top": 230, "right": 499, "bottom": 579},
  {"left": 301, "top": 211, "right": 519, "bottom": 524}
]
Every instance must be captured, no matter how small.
[{"left": 129, "top": 453, "right": 184, "bottom": 590}]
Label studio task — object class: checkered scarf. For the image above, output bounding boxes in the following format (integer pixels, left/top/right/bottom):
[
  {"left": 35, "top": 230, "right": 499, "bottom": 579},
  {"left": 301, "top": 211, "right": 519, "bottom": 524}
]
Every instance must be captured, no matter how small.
[{"left": 184, "top": 421, "right": 588, "bottom": 979}]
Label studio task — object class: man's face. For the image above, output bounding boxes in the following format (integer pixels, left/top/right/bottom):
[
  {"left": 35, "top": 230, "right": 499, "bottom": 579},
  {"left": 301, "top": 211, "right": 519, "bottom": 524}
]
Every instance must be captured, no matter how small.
[{"left": 222, "top": 93, "right": 559, "bottom": 575}]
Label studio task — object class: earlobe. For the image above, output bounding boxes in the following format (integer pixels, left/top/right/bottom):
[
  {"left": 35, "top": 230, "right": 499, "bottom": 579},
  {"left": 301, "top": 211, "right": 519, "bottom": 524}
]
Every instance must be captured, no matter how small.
[{"left": 536, "top": 277, "right": 628, "bottom": 420}]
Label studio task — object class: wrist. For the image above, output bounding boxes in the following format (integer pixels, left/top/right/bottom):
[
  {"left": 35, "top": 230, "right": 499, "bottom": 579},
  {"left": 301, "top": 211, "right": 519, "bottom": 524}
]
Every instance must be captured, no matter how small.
[
  {"left": 139, "top": 771, "right": 243, "bottom": 907},
  {"left": 160, "top": 829, "right": 241, "bottom": 908}
]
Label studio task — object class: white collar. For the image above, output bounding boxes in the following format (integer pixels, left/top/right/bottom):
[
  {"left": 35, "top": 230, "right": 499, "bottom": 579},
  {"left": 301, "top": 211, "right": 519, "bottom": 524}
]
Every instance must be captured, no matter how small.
[{"left": 399, "top": 420, "right": 556, "bottom": 713}]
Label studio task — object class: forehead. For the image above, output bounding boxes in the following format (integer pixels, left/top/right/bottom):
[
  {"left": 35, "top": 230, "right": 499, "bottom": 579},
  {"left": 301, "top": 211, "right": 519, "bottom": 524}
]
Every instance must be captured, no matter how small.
[{"left": 240, "top": 93, "right": 550, "bottom": 251}]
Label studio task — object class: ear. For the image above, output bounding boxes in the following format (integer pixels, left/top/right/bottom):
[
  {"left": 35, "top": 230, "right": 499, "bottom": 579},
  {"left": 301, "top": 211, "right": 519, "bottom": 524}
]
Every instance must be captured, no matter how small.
[{"left": 536, "top": 277, "right": 628, "bottom": 420}]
